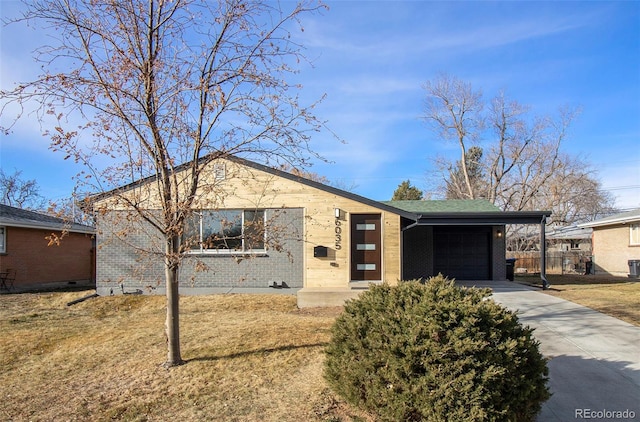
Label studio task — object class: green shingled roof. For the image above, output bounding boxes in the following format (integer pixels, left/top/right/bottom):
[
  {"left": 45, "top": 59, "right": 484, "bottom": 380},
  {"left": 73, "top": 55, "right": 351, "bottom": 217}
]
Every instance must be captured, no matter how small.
[{"left": 381, "top": 199, "right": 501, "bottom": 213}]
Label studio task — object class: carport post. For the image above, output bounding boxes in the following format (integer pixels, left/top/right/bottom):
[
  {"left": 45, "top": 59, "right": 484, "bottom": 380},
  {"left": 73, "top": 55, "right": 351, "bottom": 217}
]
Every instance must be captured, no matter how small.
[{"left": 540, "top": 215, "right": 549, "bottom": 290}]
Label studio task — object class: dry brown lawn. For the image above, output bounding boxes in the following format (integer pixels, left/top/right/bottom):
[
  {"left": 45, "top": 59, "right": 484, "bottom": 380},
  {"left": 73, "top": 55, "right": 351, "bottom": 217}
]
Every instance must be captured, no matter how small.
[
  {"left": 0, "top": 291, "right": 373, "bottom": 422},
  {"left": 516, "top": 274, "right": 640, "bottom": 326},
  {"left": 2, "top": 277, "right": 637, "bottom": 421}
]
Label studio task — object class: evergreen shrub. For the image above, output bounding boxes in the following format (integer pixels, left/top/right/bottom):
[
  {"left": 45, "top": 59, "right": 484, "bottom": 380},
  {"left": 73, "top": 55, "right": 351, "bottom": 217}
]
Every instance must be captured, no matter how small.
[{"left": 324, "top": 275, "right": 550, "bottom": 422}]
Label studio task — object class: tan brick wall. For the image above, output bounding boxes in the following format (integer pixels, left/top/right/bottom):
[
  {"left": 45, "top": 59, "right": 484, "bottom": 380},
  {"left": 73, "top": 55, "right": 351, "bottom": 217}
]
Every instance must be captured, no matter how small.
[
  {"left": 592, "top": 224, "right": 640, "bottom": 276},
  {"left": 0, "top": 227, "right": 94, "bottom": 288}
]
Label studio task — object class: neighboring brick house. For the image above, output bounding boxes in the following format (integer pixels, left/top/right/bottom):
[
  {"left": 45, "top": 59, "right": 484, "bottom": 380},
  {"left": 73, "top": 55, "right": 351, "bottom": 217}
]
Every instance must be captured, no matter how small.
[
  {"left": 0, "top": 204, "right": 95, "bottom": 291},
  {"left": 92, "top": 155, "right": 551, "bottom": 306},
  {"left": 579, "top": 209, "right": 640, "bottom": 277}
]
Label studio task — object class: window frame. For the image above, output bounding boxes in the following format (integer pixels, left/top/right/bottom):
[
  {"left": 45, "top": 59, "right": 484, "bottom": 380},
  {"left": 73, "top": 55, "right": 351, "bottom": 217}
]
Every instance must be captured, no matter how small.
[
  {"left": 631, "top": 223, "right": 640, "bottom": 246},
  {"left": 184, "top": 209, "right": 266, "bottom": 254},
  {"left": 0, "top": 226, "right": 5, "bottom": 254}
]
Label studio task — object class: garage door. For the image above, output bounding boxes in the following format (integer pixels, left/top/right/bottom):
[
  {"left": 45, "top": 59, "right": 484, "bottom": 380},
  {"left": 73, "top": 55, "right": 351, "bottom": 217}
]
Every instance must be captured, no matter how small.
[{"left": 433, "top": 227, "right": 491, "bottom": 280}]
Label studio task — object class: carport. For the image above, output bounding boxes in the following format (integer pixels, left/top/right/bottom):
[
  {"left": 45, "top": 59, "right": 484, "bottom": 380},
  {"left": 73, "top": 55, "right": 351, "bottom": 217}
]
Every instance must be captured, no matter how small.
[{"left": 398, "top": 210, "right": 552, "bottom": 288}]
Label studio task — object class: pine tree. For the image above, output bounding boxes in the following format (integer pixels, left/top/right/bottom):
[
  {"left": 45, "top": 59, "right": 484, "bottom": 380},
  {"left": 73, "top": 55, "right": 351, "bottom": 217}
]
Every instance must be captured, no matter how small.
[{"left": 392, "top": 180, "right": 423, "bottom": 200}]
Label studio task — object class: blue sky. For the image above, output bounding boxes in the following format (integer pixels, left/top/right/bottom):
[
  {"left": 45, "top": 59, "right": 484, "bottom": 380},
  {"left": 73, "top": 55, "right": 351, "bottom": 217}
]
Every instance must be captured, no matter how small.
[{"left": 1, "top": 1, "right": 639, "bottom": 210}]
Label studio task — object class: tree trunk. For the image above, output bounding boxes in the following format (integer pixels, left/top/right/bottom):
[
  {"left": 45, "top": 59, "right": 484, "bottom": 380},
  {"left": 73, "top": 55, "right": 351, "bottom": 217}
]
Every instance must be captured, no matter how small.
[
  {"left": 164, "top": 236, "right": 183, "bottom": 367},
  {"left": 459, "top": 141, "right": 475, "bottom": 199}
]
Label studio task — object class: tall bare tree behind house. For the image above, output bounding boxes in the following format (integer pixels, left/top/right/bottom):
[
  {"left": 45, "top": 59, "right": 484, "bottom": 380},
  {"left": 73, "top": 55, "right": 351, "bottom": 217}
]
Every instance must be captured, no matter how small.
[{"left": 423, "top": 75, "right": 614, "bottom": 249}]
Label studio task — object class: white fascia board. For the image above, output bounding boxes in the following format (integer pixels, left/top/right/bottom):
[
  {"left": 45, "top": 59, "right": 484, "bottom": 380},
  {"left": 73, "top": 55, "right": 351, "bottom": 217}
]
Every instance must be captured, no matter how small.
[{"left": 578, "top": 216, "right": 640, "bottom": 228}]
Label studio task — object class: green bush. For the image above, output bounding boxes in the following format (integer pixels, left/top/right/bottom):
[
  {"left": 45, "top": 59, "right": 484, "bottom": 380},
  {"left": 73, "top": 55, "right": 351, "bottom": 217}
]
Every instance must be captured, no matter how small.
[{"left": 324, "top": 276, "right": 550, "bottom": 422}]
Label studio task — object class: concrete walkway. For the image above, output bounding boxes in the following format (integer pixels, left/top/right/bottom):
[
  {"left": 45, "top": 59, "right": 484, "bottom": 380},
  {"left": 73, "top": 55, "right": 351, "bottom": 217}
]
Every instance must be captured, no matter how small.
[{"left": 458, "top": 280, "right": 640, "bottom": 421}]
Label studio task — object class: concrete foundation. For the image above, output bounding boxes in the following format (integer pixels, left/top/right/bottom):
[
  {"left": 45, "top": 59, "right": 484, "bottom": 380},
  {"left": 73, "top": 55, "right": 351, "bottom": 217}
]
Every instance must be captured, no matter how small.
[{"left": 297, "top": 287, "right": 364, "bottom": 308}]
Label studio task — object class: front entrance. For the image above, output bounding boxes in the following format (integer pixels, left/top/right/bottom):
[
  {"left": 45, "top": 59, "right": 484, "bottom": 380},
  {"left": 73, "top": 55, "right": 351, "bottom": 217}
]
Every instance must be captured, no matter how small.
[{"left": 350, "top": 214, "right": 382, "bottom": 281}]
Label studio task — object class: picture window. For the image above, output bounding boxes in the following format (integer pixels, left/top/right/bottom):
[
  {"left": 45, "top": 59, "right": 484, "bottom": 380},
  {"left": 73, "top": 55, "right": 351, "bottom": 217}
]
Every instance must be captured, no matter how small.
[{"left": 184, "top": 210, "right": 265, "bottom": 253}]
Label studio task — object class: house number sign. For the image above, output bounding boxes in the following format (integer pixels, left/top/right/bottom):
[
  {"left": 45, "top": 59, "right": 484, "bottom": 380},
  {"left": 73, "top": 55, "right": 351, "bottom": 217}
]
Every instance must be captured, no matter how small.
[{"left": 335, "top": 218, "right": 343, "bottom": 250}]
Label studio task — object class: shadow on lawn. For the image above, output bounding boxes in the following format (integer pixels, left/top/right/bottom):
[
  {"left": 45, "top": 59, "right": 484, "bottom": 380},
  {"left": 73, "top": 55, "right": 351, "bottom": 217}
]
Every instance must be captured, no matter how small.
[
  {"left": 516, "top": 274, "right": 635, "bottom": 288},
  {"left": 187, "top": 342, "right": 329, "bottom": 363}
]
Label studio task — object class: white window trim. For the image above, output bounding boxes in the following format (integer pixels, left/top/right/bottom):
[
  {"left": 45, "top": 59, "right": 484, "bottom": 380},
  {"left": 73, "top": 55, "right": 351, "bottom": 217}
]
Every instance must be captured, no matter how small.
[
  {"left": 186, "top": 210, "right": 267, "bottom": 255},
  {"left": 631, "top": 223, "right": 640, "bottom": 246}
]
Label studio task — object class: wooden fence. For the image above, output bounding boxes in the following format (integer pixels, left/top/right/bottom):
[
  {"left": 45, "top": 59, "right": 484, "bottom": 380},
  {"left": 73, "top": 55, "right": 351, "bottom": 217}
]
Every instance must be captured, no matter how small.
[{"left": 506, "top": 251, "right": 592, "bottom": 275}]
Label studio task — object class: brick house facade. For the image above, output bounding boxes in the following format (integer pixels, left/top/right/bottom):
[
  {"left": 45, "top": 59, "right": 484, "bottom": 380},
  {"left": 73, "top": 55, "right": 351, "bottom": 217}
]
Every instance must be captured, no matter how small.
[
  {"left": 579, "top": 209, "right": 640, "bottom": 277},
  {"left": 0, "top": 204, "right": 95, "bottom": 290},
  {"left": 97, "top": 208, "right": 303, "bottom": 294}
]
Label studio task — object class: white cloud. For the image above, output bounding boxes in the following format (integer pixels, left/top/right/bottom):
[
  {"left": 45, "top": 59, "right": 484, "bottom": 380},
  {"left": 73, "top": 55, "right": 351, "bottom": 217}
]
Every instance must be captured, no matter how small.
[{"left": 301, "top": 3, "right": 597, "bottom": 64}]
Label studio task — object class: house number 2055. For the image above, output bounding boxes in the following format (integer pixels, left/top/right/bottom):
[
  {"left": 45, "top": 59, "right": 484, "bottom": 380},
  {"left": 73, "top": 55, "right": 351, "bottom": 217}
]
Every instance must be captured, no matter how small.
[{"left": 335, "top": 218, "right": 342, "bottom": 250}]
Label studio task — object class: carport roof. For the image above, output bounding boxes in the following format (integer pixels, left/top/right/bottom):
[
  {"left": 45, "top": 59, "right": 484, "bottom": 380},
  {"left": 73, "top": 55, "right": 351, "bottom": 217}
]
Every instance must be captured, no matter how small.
[
  {"left": 413, "top": 211, "right": 551, "bottom": 225},
  {"left": 382, "top": 200, "right": 551, "bottom": 226},
  {"left": 382, "top": 199, "right": 500, "bottom": 213}
]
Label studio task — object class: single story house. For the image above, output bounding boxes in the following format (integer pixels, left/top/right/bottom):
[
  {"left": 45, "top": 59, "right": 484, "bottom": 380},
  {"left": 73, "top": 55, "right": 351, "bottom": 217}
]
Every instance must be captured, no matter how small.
[
  {"left": 579, "top": 209, "right": 640, "bottom": 277},
  {"left": 546, "top": 225, "right": 592, "bottom": 253},
  {"left": 93, "top": 156, "right": 551, "bottom": 306},
  {"left": 0, "top": 204, "right": 95, "bottom": 291},
  {"left": 544, "top": 225, "right": 593, "bottom": 274}
]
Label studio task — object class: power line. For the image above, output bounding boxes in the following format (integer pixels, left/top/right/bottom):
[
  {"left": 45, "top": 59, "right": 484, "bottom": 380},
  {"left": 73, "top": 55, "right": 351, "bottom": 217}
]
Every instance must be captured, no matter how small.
[{"left": 601, "top": 185, "right": 640, "bottom": 192}]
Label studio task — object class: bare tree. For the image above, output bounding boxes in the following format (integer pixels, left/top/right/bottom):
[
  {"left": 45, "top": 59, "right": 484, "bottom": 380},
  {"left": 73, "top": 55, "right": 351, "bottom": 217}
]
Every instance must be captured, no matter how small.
[
  {"left": 523, "top": 154, "right": 616, "bottom": 225},
  {"left": 424, "top": 77, "right": 575, "bottom": 210},
  {"left": 1, "top": 0, "right": 327, "bottom": 367},
  {"left": 423, "top": 75, "right": 484, "bottom": 199},
  {"left": 484, "top": 96, "right": 616, "bottom": 225},
  {"left": 0, "top": 169, "right": 47, "bottom": 210},
  {"left": 277, "top": 163, "right": 358, "bottom": 192},
  {"left": 278, "top": 163, "right": 330, "bottom": 184},
  {"left": 485, "top": 94, "right": 578, "bottom": 213},
  {"left": 424, "top": 77, "right": 615, "bottom": 249},
  {"left": 47, "top": 192, "right": 94, "bottom": 226}
]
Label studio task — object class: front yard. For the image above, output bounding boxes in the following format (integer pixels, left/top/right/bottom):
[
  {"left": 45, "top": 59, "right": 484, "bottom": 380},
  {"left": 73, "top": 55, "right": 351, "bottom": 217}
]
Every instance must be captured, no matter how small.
[
  {"left": 516, "top": 274, "right": 640, "bottom": 326},
  {"left": 0, "top": 292, "right": 366, "bottom": 421},
  {"left": 1, "top": 274, "right": 637, "bottom": 420}
]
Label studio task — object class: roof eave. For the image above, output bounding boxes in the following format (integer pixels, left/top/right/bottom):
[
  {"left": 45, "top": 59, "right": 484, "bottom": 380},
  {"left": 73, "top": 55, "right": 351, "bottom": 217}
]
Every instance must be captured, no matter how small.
[
  {"left": 579, "top": 218, "right": 640, "bottom": 228},
  {"left": 90, "top": 154, "right": 418, "bottom": 219},
  {"left": 0, "top": 220, "right": 95, "bottom": 234},
  {"left": 415, "top": 211, "right": 552, "bottom": 225}
]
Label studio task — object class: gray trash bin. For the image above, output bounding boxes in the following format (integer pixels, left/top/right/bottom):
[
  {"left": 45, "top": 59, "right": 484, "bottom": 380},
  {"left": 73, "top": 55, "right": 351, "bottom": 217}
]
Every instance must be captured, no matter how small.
[
  {"left": 506, "top": 258, "right": 517, "bottom": 281},
  {"left": 629, "top": 260, "right": 640, "bottom": 279}
]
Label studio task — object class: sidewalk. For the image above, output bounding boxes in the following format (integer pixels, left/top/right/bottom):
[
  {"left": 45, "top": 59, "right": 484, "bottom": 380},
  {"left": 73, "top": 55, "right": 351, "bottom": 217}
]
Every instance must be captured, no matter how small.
[{"left": 464, "top": 281, "right": 640, "bottom": 421}]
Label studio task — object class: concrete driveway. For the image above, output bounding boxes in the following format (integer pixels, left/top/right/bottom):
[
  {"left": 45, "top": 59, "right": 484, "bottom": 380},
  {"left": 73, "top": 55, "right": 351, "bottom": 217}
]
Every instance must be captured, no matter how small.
[{"left": 458, "top": 280, "right": 640, "bottom": 421}]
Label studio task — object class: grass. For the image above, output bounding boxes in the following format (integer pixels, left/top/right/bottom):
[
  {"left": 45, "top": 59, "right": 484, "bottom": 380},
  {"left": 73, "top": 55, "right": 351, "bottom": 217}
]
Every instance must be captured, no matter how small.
[
  {"left": 2, "top": 275, "right": 637, "bottom": 420},
  {"left": 0, "top": 291, "right": 372, "bottom": 422},
  {"left": 515, "top": 274, "right": 640, "bottom": 326}
]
